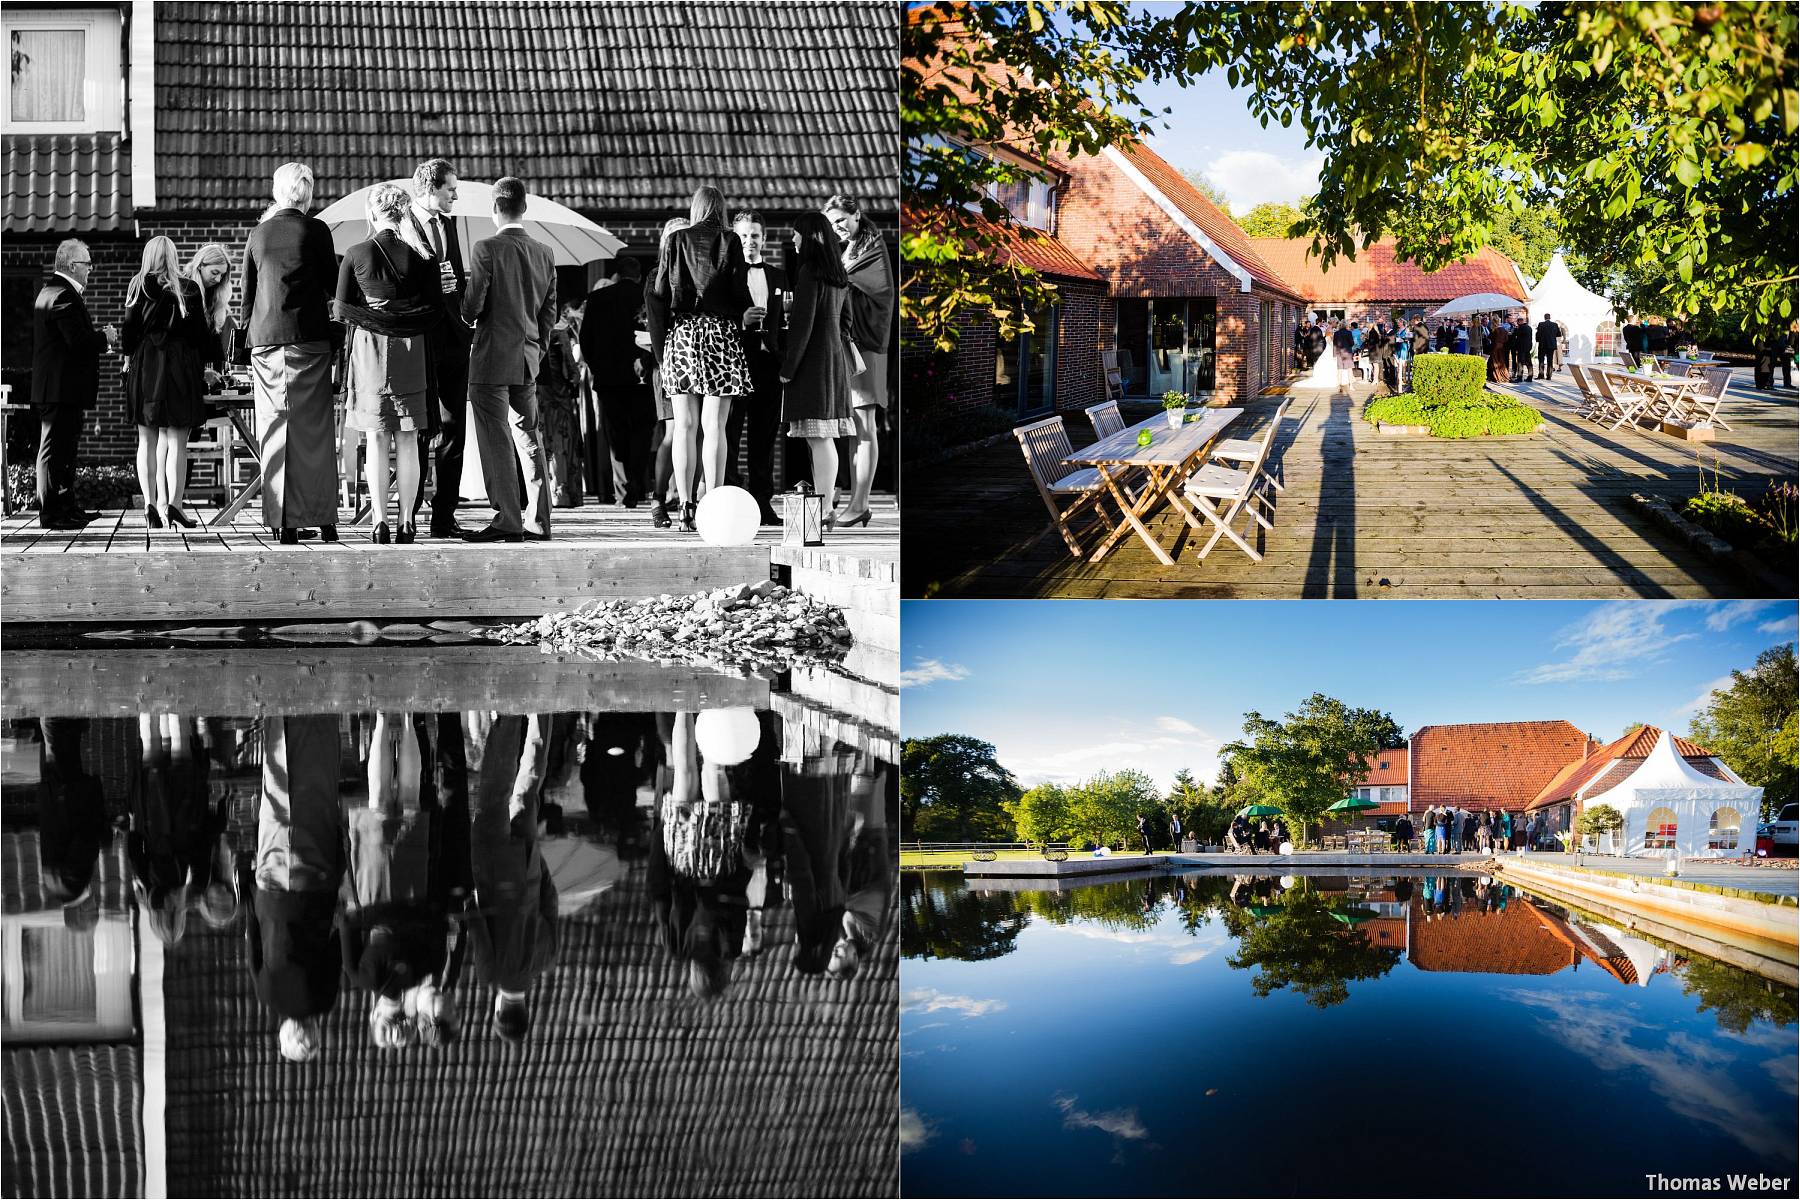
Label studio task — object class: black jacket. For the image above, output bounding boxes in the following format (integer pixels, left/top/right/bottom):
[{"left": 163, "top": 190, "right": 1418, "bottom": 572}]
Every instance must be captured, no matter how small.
[
  {"left": 31, "top": 277, "right": 110, "bottom": 409},
  {"left": 730, "top": 259, "right": 788, "bottom": 358},
  {"left": 652, "top": 222, "right": 751, "bottom": 324},
  {"left": 582, "top": 278, "right": 649, "bottom": 387},
  {"left": 242, "top": 207, "right": 339, "bottom": 347}
]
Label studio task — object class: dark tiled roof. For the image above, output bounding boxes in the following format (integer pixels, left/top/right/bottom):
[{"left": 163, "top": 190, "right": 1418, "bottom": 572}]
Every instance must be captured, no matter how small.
[
  {"left": 1110, "top": 139, "right": 1302, "bottom": 299},
  {"left": 161, "top": 862, "right": 898, "bottom": 1198},
  {"left": 1410, "top": 720, "right": 1595, "bottom": 813},
  {"left": 1248, "top": 238, "right": 1527, "bottom": 304},
  {"left": 1, "top": 1045, "right": 144, "bottom": 1200},
  {"left": 2, "top": 135, "right": 132, "bottom": 234},
  {"left": 153, "top": 2, "right": 897, "bottom": 215}
]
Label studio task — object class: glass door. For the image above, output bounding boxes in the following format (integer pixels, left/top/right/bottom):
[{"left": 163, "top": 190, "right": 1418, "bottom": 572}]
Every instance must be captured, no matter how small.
[{"left": 994, "top": 302, "right": 1058, "bottom": 417}]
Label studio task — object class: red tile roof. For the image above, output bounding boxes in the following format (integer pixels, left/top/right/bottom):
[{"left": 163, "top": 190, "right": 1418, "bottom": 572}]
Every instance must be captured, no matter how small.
[
  {"left": 1370, "top": 800, "right": 1412, "bottom": 817},
  {"left": 1408, "top": 900, "right": 1578, "bottom": 976},
  {"left": 1526, "top": 726, "right": 1727, "bottom": 810},
  {"left": 2, "top": 134, "right": 131, "bottom": 234},
  {"left": 1110, "top": 139, "right": 1302, "bottom": 300},
  {"left": 1410, "top": 721, "right": 1595, "bottom": 813},
  {"left": 904, "top": 203, "right": 1103, "bottom": 282},
  {"left": 1248, "top": 238, "right": 1527, "bottom": 304},
  {"left": 1356, "top": 748, "right": 1409, "bottom": 789}
]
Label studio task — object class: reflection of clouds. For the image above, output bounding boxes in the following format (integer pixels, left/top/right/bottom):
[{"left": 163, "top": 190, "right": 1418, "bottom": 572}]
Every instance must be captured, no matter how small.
[
  {"left": 1170, "top": 946, "right": 1215, "bottom": 966},
  {"left": 1053, "top": 1092, "right": 1148, "bottom": 1142},
  {"left": 1734, "top": 1025, "right": 1800, "bottom": 1100},
  {"left": 900, "top": 1107, "right": 935, "bottom": 1154},
  {"left": 1502, "top": 986, "right": 1793, "bottom": 1158},
  {"left": 902, "top": 988, "right": 1006, "bottom": 1018},
  {"left": 1049, "top": 917, "right": 1230, "bottom": 967}
]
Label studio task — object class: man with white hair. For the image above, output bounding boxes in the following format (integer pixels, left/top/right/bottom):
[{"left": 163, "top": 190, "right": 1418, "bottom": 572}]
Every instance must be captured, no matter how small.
[
  {"left": 30, "top": 239, "right": 117, "bottom": 528},
  {"left": 240, "top": 162, "right": 340, "bottom": 544}
]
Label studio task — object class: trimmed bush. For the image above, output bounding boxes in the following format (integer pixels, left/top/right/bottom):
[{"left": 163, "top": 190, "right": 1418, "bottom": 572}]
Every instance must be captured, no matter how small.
[
  {"left": 1409, "top": 352, "right": 1490, "bottom": 406},
  {"left": 1363, "top": 393, "right": 1543, "bottom": 438}
]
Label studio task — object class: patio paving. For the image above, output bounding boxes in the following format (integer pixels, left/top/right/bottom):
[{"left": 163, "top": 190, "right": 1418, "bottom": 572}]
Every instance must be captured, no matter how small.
[{"left": 904, "top": 369, "right": 1798, "bottom": 599}]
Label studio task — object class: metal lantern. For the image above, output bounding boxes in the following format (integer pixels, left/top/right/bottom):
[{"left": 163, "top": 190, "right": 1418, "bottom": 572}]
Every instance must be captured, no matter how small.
[{"left": 781, "top": 482, "right": 825, "bottom": 546}]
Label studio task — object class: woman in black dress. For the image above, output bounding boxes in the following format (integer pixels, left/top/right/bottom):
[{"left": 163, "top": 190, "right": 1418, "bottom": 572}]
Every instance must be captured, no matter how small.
[
  {"left": 779, "top": 212, "right": 855, "bottom": 523},
  {"left": 122, "top": 236, "right": 219, "bottom": 528}
]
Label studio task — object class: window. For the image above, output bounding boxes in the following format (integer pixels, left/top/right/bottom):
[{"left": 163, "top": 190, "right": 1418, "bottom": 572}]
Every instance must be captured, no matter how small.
[
  {"left": 1643, "top": 806, "right": 1678, "bottom": 852},
  {"left": 1707, "top": 807, "right": 1741, "bottom": 851},
  {"left": 985, "top": 175, "right": 1058, "bottom": 232},
  {"left": 4, "top": 9, "right": 123, "bottom": 132},
  {"left": 1115, "top": 298, "right": 1216, "bottom": 396},
  {"left": 994, "top": 302, "right": 1057, "bottom": 417}
]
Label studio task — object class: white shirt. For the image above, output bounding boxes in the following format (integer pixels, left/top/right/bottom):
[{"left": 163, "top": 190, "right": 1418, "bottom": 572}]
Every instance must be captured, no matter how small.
[
  {"left": 498, "top": 221, "right": 526, "bottom": 233},
  {"left": 744, "top": 262, "right": 769, "bottom": 309},
  {"left": 403, "top": 208, "right": 451, "bottom": 260},
  {"left": 54, "top": 270, "right": 85, "bottom": 295}
]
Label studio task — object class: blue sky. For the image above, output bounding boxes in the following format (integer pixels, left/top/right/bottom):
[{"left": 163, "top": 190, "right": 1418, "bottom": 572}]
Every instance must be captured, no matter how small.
[
  {"left": 901, "top": 601, "right": 1799, "bottom": 791},
  {"left": 1132, "top": 2, "right": 1321, "bottom": 213}
]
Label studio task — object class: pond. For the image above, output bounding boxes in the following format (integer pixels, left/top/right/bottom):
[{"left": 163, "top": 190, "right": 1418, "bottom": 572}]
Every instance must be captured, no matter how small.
[
  {"left": 1, "top": 648, "right": 898, "bottom": 1199},
  {"left": 901, "top": 869, "right": 1798, "bottom": 1199}
]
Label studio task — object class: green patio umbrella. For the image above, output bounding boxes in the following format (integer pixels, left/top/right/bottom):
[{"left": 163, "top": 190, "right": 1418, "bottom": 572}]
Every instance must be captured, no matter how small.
[
  {"left": 1238, "top": 804, "right": 1284, "bottom": 818},
  {"left": 1327, "top": 796, "right": 1380, "bottom": 814},
  {"left": 1245, "top": 904, "right": 1283, "bottom": 918},
  {"left": 1329, "top": 906, "right": 1379, "bottom": 926}
]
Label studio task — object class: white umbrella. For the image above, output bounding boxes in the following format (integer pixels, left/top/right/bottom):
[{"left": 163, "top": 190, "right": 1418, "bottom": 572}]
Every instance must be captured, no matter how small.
[
  {"left": 315, "top": 179, "right": 626, "bottom": 269},
  {"left": 540, "top": 836, "right": 624, "bottom": 916},
  {"left": 1428, "top": 292, "right": 1528, "bottom": 320}
]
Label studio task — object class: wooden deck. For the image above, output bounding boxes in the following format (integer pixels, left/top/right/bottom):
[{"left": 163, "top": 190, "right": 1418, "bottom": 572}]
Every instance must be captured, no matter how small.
[
  {"left": 1, "top": 495, "right": 898, "bottom": 622},
  {"left": 904, "top": 374, "right": 1798, "bottom": 599}
]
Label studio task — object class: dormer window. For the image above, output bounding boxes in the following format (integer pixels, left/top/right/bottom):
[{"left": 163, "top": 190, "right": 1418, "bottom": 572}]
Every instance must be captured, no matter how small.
[{"left": 6, "top": 10, "right": 124, "bottom": 133}]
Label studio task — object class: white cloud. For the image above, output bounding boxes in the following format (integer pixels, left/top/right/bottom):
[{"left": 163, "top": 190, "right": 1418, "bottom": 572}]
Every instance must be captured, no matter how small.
[
  {"left": 1704, "top": 601, "right": 1776, "bottom": 632},
  {"left": 1512, "top": 602, "right": 1696, "bottom": 685},
  {"left": 900, "top": 1107, "right": 936, "bottom": 1154},
  {"left": 901, "top": 988, "right": 1007, "bottom": 1018},
  {"left": 1156, "top": 715, "right": 1205, "bottom": 735},
  {"left": 1758, "top": 613, "right": 1798, "bottom": 636},
  {"left": 1010, "top": 725, "right": 1222, "bottom": 790},
  {"left": 1053, "top": 1093, "right": 1149, "bottom": 1141},
  {"left": 1201, "top": 150, "right": 1324, "bottom": 212},
  {"left": 900, "top": 658, "right": 969, "bottom": 688},
  {"left": 1676, "top": 675, "right": 1735, "bottom": 716}
]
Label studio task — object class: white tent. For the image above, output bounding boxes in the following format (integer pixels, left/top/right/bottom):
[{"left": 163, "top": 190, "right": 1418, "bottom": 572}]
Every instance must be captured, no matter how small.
[
  {"left": 1583, "top": 730, "right": 1762, "bottom": 858},
  {"left": 1528, "top": 252, "right": 1615, "bottom": 364}
]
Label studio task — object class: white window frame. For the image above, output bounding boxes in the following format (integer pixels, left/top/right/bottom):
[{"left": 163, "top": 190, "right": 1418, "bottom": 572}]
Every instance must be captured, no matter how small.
[{"left": 4, "top": 8, "right": 124, "bottom": 134}]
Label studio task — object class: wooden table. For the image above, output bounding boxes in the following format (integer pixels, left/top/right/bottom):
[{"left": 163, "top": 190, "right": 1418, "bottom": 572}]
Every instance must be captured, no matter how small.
[
  {"left": 1061, "top": 407, "right": 1241, "bottom": 566},
  {"left": 204, "top": 388, "right": 262, "bottom": 527},
  {"left": 1589, "top": 366, "right": 1699, "bottom": 425}
]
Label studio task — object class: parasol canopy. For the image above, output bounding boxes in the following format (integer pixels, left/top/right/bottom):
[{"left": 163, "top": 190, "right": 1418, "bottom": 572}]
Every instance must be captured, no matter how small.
[
  {"left": 540, "top": 836, "right": 624, "bottom": 916},
  {"left": 1237, "top": 804, "right": 1283, "bottom": 818},
  {"left": 1427, "top": 292, "right": 1528, "bottom": 320},
  {"left": 316, "top": 179, "right": 626, "bottom": 269},
  {"left": 1328, "top": 796, "right": 1381, "bottom": 814}
]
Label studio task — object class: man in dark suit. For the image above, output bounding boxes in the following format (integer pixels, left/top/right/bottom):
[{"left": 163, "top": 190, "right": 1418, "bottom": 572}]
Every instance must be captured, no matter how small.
[
  {"left": 461, "top": 177, "right": 556, "bottom": 542},
  {"left": 1535, "top": 312, "right": 1561, "bottom": 379},
  {"left": 31, "top": 240, "right": 115, "bottom": 528},
  {"left": 401, "top": 159, "right": 474, "bottom": 539},
  {"left": 726, "top": 211, "right": 787, "bottom": 525},
  {"left": 581, "top": 257, "right": 653, "bottom": 508}
]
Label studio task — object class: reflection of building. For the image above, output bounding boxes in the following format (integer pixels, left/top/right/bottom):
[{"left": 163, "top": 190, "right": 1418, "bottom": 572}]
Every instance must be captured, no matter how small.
[
  {"left": 1247, "top": 238, "right": 1527, "bottom": 328},
  {"left": 1408, "top": 893, "right": 1577, "bottom": 976},
  {"left": 1526, "top": 726, "right": 1758, "bottom": 857}
]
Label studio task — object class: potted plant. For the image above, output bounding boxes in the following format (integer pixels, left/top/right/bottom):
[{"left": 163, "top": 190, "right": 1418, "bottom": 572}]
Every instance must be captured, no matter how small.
[{"left": 1161, "top": 390, "right": 1188, "bottom": 429}]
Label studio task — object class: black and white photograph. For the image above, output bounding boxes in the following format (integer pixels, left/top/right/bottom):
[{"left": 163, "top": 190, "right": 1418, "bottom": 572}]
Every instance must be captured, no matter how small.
[{"left": 2, "top": 2, "right": 899, "bottom": 1197}]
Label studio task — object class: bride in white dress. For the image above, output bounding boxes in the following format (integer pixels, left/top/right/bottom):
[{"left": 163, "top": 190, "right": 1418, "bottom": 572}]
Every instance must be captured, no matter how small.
[{"left": 1302, "top": 321, "right": 1344, "bottom": 389}]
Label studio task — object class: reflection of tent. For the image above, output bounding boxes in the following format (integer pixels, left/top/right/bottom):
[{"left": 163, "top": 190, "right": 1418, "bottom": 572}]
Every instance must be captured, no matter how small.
[
  {"left": 1584, "top": 731, "right": 1762, "bottom": 858},
  {"left": 1528, "top": 252, "right": 1615, "bottom": 364},
  {"left": 541, "top": 837, "right": 624, "bottom": 916}
]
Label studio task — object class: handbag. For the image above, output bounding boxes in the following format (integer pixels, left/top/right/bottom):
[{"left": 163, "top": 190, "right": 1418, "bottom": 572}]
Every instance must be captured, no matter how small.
[
  {"left": 848, "top": 339, "right": 867, "bottom": 377},
  {"left": 229, "top": 322, "right": 251, "bottom": 367}
]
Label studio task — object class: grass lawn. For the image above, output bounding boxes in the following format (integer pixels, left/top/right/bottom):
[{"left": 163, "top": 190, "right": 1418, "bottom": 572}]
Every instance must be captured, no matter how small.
[{"left": 899, "top": 849, "right": 1179, "bottom": 869}]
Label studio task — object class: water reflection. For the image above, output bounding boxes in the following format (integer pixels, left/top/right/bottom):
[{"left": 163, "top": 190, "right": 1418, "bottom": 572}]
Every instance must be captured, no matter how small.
[
  {"left": 3, "top": 666, "right": 898, "bottom": 1199},
  {"left": 900, "top": 870, "right": 1797, "bottom": 1197}
]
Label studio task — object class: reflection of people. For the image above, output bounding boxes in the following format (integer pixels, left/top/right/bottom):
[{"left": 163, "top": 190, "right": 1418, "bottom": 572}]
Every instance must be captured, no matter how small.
[
  {"left": 127, "top": 714, "right": 222, "bottom": 945},
  {"left": 339, "top": 713, "right": 464, "bottom": 1049},
  {"left": 580, "top": 712, "right": 660, "bottom": 858},
  {"left": 464, "top": 712, "right": 557, "bottom": 1040},
  {"left": 246, "top": 715, "right": 345, "bottom": 1062},
  {"left": 827, "top": 756, "right": 894, "bottom": 980},
  {"left": 35, "top": 718, "right": 108, "bottom": 911}
]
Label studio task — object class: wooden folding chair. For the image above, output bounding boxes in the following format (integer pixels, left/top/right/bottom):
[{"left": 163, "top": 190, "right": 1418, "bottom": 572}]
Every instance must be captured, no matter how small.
[
  {"left": 1015, "top": 415, "right": 1122, "bottom": 558},
  {"left": 1676, "top": 366, "right": 1735, "bottom": 430},
  {"left": 1566, "top": 364, "right": 1601, "bottom": 419},
  {"left": 1592, "top": 369, "right": 1657, "bottom": 430},
  {"left": 1084, "top": 400, "right": 1126, "bottom": 440},
  {"left": 1208, "top": 397, "right": 1291, "bottom": 491},
  {"left": 1100, "top": 350, "right": 1124, "bottom": 403},
  {"left": 1182, "top": 416, "right": 1278, "bottom": 562}
]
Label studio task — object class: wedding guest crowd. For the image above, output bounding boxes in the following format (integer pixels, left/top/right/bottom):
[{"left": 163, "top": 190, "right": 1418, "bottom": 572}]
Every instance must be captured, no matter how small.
[{"left": 26, "top": 162, "right": 894, "bottom": 541}]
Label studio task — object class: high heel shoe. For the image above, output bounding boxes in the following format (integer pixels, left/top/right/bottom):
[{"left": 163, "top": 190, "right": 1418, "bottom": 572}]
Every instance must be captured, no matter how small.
[
  {"left": 278, "top": 526, "right": 299, "bottom": 545},
  {"left": 145, "top": 506, "right": 164, "bottom": 530},
  {"left": 834, "top": 508, "right": 873, "bottom": 529},
  {"left": 165, "top": 504, "right": 196, "bottom": 528},
  {"left": 396, "top": 522, "right": 416, "bottom": 545},
  {"left": 679, "top": 501, "right": 697, "bottom": 532},
  {"left": 372, "top": 521, "right": 391, "bottom": 545}
]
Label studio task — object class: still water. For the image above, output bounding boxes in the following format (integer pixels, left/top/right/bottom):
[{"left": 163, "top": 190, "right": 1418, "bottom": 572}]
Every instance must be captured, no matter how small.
[
  {"left": 2, "top": 649, "right": 898, "bottom": 1199},
  {"left": 901, "top": 869, "right": 1798, "bottom": 1199}
]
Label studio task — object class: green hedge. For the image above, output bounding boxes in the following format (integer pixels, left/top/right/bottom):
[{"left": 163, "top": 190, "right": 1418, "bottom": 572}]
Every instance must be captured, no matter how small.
[
  {"left": 1409, "top": 352, "right": 1489, "bottom": 406},
  {"left": 1363, "top": 393, "right": 1543, "bottom": 438}
]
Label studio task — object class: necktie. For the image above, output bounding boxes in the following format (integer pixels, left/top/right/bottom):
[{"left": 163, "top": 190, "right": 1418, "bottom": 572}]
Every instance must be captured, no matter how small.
[{"left": 432, "top": 216, "right": 446, "bottom": 260}]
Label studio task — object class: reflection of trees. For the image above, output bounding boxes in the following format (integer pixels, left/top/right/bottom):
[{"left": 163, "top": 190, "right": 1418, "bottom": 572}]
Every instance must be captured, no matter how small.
[
  {"left": 1015, "top": 878, "right": 1161, "bottom": 933},
  {"left": 901, "top": 873, "right": 1028, "bottom": 962},
  {"left": 1220, "top": 883, "right": 1400, "bottom": 1008},
  {"left": 1678, "top": 956, "right": 1800, "bottom": 1035}
]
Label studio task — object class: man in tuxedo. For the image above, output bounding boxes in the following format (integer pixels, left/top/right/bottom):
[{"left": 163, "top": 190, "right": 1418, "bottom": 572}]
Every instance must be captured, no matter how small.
[
  {"left": 31, "top": 240, "right": 115, "bottom": 528},
  {"left": 581, "top": 257, "right": 653, "bottom": 508},
  {"left": 1535, "top": 312, "right": 1561, "bottom": 379},
  {"left": 402, "top": 159, "right": 475, "bottom": 538},
  {"left": 461, "top": 176, "right": 556, "bottom": 542},
  {"left": 726, "top": 211, "right": 786, "bottom": 525}
]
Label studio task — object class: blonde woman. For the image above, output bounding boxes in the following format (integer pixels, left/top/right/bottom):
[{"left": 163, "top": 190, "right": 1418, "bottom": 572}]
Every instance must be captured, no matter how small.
[
  {"left": 121, "top": 236, "right": 216, "bottom": 528},
  {"left": 333, "top": 182, "right": 439, "bottom": 543},
  {"left": 824, "top": 195, "right": 893, "bottom": 528}
]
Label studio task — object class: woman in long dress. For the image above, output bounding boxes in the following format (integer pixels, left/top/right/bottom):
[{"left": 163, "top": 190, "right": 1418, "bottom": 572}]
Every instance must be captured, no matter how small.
[
  {"left": 334, "top": 182, "right": 440, "bottom": 543},
  {"left": 779, "top": 212, "right": 856, "bottom": 523},
  {"left": 825, "top": 194, "right": 893, "bottom": 529},
  {"left": 121, "top": 237, "right": 217, "bottom": 528}
]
